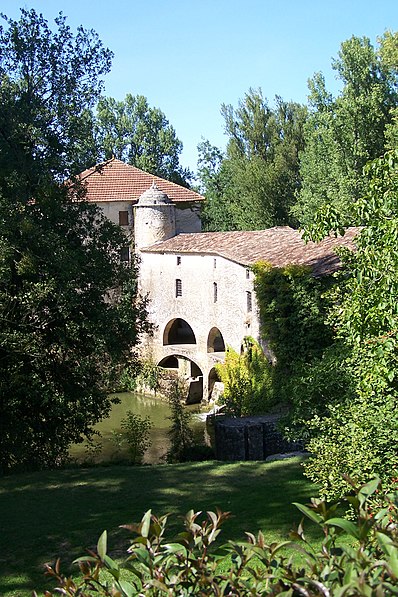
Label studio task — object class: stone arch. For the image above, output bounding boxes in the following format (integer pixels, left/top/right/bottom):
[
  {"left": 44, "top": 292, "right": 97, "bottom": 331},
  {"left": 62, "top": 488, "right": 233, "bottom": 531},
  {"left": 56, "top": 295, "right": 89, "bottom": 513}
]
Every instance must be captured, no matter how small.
[
  {"left": 163, "top": 318, "right": 196, "bottom": 346},
  {"left": 158, "top": 353, "right": 204, "bottom": 404},
  {"left": 158, "top": 355, "right": 179, "bottom": 369},
  {"left": 208, "top": 367, "right": 222, "bottom": 401},
  {"left": 207, "top": 327, "right": 226, "bottom": 353}
]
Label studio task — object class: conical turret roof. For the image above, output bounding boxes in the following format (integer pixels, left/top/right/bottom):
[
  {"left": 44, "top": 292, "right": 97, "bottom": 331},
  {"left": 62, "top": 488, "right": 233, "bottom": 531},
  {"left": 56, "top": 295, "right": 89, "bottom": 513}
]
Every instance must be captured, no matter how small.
[{"left": 137, "top": 182, "right": 172, "bottom": 206}]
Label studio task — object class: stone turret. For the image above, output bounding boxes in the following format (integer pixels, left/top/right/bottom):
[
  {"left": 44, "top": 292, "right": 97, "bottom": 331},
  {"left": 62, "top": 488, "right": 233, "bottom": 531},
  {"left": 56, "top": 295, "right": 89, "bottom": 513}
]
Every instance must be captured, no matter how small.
[{"left": 134, "top": 182, "right": 176, "bottom": 250}]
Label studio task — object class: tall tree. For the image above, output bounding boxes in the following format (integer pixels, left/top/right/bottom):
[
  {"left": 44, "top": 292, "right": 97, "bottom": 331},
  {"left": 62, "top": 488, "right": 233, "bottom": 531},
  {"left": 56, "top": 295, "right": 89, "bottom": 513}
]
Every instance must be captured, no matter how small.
[
  {"left": 293, "top": 34, "right": 398, "bottom": 226},
  {"left": 298, "top": 150, "right": 398, "bottom": 499},
  {"left": 93, "top": 94, "right": 192, "bottom": 186},
  {"left": 0, "top": 9, "right": 148, "bottom": 472},
  {"left": 198, "top": 89, "right": 307, "bottom": 231}
]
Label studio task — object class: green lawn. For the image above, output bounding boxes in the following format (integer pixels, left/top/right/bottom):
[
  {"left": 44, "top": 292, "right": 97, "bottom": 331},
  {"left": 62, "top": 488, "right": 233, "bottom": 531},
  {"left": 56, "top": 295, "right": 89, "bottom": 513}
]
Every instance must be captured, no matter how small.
[{"left": 0, "top": 457, "right": 320, "bottom": 596}]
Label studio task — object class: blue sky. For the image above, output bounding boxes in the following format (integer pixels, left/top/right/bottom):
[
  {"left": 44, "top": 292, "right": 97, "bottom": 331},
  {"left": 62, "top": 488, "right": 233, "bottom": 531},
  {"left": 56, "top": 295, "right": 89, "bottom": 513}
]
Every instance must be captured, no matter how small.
[{"left": 1, "top": 1, "right": 398, "bottom": 173}]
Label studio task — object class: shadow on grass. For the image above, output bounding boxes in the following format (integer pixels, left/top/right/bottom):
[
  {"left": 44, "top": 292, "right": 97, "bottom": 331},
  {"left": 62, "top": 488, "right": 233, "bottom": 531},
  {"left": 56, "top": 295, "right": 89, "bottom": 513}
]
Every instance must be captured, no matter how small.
[{"left": 0, "top": 457, "right": 321, "bottom": 596}]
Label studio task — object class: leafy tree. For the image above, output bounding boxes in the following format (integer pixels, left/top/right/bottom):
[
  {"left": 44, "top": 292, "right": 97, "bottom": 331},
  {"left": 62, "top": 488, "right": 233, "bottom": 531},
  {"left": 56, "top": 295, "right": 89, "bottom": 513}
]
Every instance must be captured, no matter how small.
[
  {"left": 300, "top": 150, "right": 398, "bottom": 499},
  {"left": 92, "top": 94, "right": 192, "bottom": 186},
  {"left": 198, "top": 89, "right": 307, "bottom": 231},
  {"left": 197, "top": 139, "right": 236, "bottom": 231},
  {"left": 294, "top": 34, "right": 398, "bottom": 226},
  {"left": 0, "top": 9, "right": 148, "bottom": 473}
]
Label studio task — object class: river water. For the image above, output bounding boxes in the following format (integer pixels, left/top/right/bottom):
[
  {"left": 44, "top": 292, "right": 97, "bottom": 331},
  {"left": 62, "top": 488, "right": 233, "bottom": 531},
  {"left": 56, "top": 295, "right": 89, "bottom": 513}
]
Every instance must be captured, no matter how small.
[{"left": 70, "top": 392, "right": 209, "bottom": 465}]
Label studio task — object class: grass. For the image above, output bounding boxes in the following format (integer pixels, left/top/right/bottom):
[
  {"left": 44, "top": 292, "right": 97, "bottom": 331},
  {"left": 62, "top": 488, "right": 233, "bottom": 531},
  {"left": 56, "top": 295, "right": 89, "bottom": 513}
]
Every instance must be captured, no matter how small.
[{"left": 0, "top": 457, "right": 321, "bottom": 596}]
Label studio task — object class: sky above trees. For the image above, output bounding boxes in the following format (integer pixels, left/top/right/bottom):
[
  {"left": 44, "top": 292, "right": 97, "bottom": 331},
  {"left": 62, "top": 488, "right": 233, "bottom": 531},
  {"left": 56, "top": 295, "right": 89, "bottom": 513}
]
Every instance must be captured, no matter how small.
[{"left": 1, "top": 0, "right": 397, "bottom": 171}]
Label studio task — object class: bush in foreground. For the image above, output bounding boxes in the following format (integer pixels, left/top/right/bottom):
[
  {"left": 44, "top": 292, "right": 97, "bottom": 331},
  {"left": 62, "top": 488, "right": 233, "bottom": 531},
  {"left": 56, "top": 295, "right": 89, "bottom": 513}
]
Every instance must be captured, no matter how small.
[{"left": 37, "top": 477, "right": 398, "bottom": 596}]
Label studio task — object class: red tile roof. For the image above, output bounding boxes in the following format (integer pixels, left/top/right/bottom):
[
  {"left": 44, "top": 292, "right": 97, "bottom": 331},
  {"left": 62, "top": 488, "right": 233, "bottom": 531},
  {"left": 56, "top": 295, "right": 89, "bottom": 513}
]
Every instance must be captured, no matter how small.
[
  {"left": 78, "top": 158, "right": 204, "bottom": 204},
  {"left": 142, "top": 226, "right": 358, "bottom": 276}
]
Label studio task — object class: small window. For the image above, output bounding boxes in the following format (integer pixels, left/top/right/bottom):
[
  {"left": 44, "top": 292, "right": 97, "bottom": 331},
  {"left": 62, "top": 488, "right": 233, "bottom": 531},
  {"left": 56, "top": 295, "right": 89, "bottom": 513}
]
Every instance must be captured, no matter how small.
[
  {"left": 177, "top": 256, "right": 181, "bottom": 265},
  {"left": 176, "top": 279, "right": 182, "bottom": 297},
  {"left": 246, "top": 268, "right": 250, "bottom": 279},
  {"left": 213, "top": 282, "right": 218, "bottom": 303},
  {"left": 213, "top": 258, "right": 217, "bottom": 269},
  {"left": 119, "top": 211, "right": 129, "bottom": 226},
  {"left": 120, "top": 246, "right": 130, "bottom": 262},
  {"left": 246, "top": 291, "right": 252, "bottom": 312}
]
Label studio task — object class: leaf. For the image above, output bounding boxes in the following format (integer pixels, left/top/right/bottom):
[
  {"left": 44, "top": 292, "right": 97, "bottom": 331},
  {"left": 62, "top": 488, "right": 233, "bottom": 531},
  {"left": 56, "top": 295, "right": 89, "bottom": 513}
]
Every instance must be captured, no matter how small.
[
  {"left": 117, "top": 579, "right": 137, "bottom": 597},
  {"left": 324, "top": 518, "right": 360, "bottom": 539},
  {"left": 164, "top": 543, "right": 187, "bottom": 555},
  {"left": 293, "top": 502, "right": 322, "bottom": 524},
  {"left": 387, "top": 549, "right": 398, "bottom": 578},
  {"left": 358, "top": 477, "right": 380, "bottom": 501},
  {"left": 97, "top": 530, "right": 107, "bottom": 560},
  {"left": 140, "top": 509, "right": 152, "bottom": 538},
  {"left": 72, "top": 556, "right": 98, "bottom": 564},
  {"left": 376, "top": 531, "right": 395, "bottom": 555}
]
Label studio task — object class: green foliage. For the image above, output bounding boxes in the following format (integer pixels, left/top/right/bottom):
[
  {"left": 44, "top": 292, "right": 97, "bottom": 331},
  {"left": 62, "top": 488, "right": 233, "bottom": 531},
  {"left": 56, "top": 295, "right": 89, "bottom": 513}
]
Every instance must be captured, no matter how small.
[
  {"left": 0, "top": 9, "right": 148, "bottom": 473},
  {"left": 38, "top": 477, "right": 398, "bottom": 596},
  {"left": 197, "top": 140, "right": 235, "bottom": 231},
  {"left": 305, "top": 394, "right": 398, "bottom": 501},
  {"left": 253, "top": 263, "right": 333, "bottom": 406},
  {"left": 294, "top": 33, "right": 398, "bottom": 226},
  {"left": 114, "top": 411, "right": 153, "bottom": 465},
  {"left": 118, "top": 360, "right": 162, "bottom": 393},
  {"left": 299, "top": 150, "right": 398, "bottom": 499},
  {"left": 215, "top": 337, "right": 273, "bottom": 417},
  {"left": 197, "top": 90, "right": 306, "bottom": 231},
  {"left": 166, "top": 380, "right": 195, "bottom": 463},
  {"left": 93, "top": 94, "right": 192, "bottom": 186}
]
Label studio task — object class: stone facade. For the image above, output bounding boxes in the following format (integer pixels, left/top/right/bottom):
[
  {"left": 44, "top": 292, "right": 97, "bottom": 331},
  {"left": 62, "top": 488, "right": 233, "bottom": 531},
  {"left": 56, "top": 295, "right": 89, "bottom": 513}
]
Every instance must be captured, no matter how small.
[{"left": 138, "top": 249, "right": 259, "bottom": 402}]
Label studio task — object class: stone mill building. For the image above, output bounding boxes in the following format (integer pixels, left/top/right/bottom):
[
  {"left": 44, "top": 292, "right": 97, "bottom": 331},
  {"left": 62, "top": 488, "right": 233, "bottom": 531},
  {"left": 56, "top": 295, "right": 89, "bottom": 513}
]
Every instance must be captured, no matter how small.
[{"left": 80, "top": 158, "right": 357, "bottom": 403}]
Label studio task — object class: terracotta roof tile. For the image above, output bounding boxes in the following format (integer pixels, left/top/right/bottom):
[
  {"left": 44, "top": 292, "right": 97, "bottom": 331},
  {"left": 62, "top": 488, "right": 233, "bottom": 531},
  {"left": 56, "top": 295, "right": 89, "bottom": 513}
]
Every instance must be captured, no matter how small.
[
  {"left": 78, "top": 158, "right": 204, "bottom": 204},
  {"left": 142, "top": 226, "right": 358, "bottom": 276}
]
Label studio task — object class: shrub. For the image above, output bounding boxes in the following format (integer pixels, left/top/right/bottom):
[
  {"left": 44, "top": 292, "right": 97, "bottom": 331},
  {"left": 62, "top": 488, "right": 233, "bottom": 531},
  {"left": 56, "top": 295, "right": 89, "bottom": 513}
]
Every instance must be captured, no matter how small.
[
  {"left": 113, "top": 411, "right": 153, "bottom": 465},
  {"left": 216, "top": 337, "right": 273, "bottom": 417},
  {"left": 165, "top": 379, "right": 195, "bottom": 463},
  {"left": 38, "top": 477, "right": 398, "bottom": 596}
]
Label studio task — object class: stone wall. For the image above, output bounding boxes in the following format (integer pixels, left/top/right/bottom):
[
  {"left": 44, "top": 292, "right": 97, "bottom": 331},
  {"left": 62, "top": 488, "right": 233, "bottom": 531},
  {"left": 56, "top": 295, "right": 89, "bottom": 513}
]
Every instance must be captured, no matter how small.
[
  {"left": 213, "top": 415, "right": 302, "bottom": 461},
  {"left": 138, "top": 250, "right": 261, "bottom": 400}
]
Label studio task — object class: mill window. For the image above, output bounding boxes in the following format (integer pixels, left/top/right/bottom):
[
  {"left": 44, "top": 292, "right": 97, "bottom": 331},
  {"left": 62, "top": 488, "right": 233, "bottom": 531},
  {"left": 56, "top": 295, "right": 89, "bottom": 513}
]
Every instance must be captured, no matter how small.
[
  {"left": 176, "top": 279, "right": 182, "bottom": 297},
  {"left": 120, "top": 246, "right": 130, "bottom": 263},
  {"left": 177, "top": 256, "right": 181, "bottom": 265},
  {"left": 119, "top": 211, "right": 129, "bottom": 226},
  {"left": 246, "top": 291, "right": 252, "bottom": 312},
  {"left": 213, "top": 282, "right": 218, "bottom": 303}
]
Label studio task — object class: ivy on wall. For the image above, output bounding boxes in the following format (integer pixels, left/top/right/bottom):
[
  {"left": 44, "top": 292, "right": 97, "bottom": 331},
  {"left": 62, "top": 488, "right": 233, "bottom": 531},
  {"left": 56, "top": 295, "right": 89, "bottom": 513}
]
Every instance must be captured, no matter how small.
[{"left": 253, "top": 262, "right": 333, "bottom": 390}]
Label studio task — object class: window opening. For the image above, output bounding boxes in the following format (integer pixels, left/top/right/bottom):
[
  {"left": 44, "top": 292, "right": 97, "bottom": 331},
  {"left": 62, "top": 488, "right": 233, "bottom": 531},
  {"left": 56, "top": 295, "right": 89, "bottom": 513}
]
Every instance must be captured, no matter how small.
[
  {"left": 246, "top": 268, "right": 250, "bottom": 279},
  {"left": 213, "top": 258, "right": 217, "bottom": 269},
  {"left": 176, "top": 279, "right": 182, "bottom": 297},
  {"left": 213, "top": 282, "right": 218, "bottom": 303},
  {"left": 177, "top": 256, "right": 181, "bottom": 265},
  {"left": 120, "top": 246, "right": 130, "bottom": 262},
  {"left": 246, "top": 291, "right": 252, "bottom": 312},
  {"left": 119, "top": 211, "right": 129, "bottom": 226}
]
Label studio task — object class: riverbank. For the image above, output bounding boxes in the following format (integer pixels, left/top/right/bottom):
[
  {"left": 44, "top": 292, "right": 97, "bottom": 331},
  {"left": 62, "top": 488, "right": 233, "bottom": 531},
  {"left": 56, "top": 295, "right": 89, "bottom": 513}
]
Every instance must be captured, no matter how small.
[{"left": 0, "top": 457, "right": 318, "bottom": 596}]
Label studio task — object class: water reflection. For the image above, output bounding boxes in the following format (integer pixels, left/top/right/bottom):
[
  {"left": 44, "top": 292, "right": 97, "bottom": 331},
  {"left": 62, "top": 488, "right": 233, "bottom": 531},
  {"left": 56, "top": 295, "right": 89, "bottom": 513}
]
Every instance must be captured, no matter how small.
[{"left": 70, "top": 392, "right": 207, "bottom": 465}]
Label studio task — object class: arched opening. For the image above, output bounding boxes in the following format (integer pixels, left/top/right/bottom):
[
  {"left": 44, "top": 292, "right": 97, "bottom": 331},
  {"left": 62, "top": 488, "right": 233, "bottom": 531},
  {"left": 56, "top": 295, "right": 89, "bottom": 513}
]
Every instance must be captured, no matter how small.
[
  {"left": 158, "top": 355, "right": 179, "bottom": 369},
  {"left": 208, "top": 367, "right": 222, "bottom": 401},
  {"left": 207, "top": 327, "right": 226, "bottom": 353},
  {"left": 163, "top": 318, "right": 196, "bottom": 345},
  {"left": 157, "top": 354, "right": 204, "bottom": 404}
]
